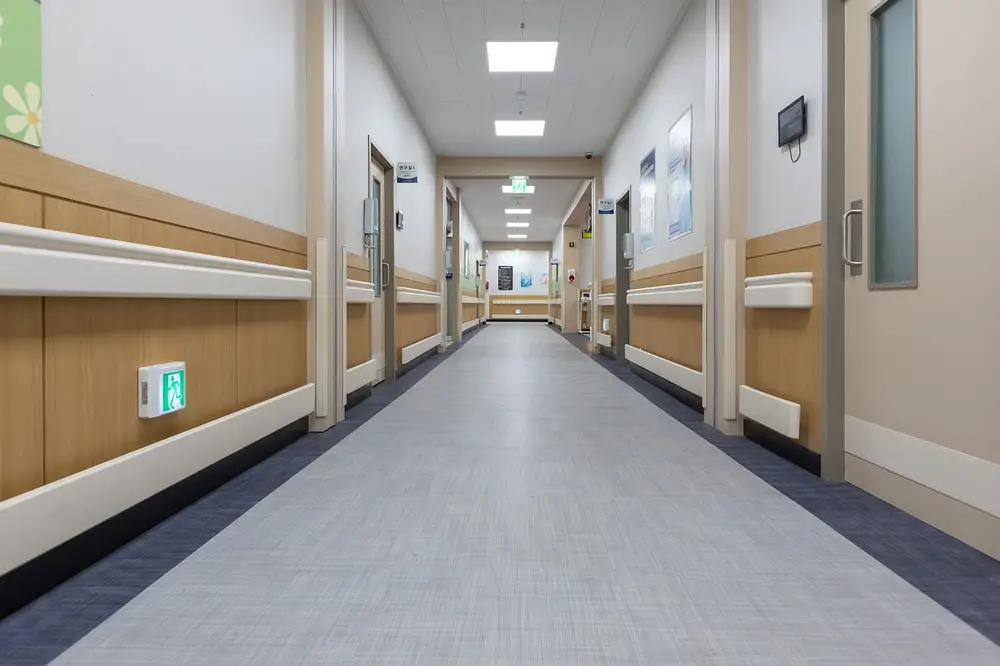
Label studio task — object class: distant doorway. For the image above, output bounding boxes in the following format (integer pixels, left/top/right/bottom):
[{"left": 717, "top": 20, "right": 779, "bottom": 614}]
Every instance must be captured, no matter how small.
[{"left": 614, "top": 190, "right": 631, "bottom": 360}]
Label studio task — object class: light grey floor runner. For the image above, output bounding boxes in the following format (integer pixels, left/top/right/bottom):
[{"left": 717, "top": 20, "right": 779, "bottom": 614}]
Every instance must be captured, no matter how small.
[{"left": 53, "top": 324, "right": 1000, "bottom": 665}]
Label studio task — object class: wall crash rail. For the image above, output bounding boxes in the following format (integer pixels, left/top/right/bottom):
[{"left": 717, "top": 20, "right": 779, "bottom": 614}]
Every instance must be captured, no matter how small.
[{"left": 0, "top": 221, "right": 311, "bottom": 300}]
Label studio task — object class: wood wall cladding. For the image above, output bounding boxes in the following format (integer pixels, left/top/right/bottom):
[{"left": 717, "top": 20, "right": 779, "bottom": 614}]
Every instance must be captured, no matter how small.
[
  {"left": 0, "top": 138, "right": 305, "bottom": 254},
  {"left": 396, "top": 267, "right": 438, "bottom": 292},
  {"left": 396, "top": 304, "right": 438, "bottom": 362},
  {"left": 0, "top": 188, "right": 44, "bottom": 499},
  {"left": 462, "top": 303, "right": 479, "bottom": 323},
  {"left": 236, "top": 301, "right": 308, "bottom": 409},
  {"left": 348, "top": 303, "right": 372, "bottom": 368},
  {"left": 44, "top": 298, "right": 240, "bottom": 483},
  {"left": 490, "top": 300, "right": 549, "bottom": 316},
  {"left": 0, "top": 184, "right": 43, "bottom": 227},
  {"left": 601, "top": 278, "right": 615, "bottom": 294},
  {"left": 347, "top": 252, "right": 371, "bottom": 282},
  {"left": 628, "top": 259, "right": 703, "bottom": 370},
  {"left": 631, "top": 307, "right": 703, "bottom": 371},
  {"left": 0, "top": 143, "right": 310, "bottom": 496},
  {"left": 0, "top": 297, "right": 44, "bottom": 500},
  {"left": 744, "top": 223, "right": 822, "bottom": 452}
]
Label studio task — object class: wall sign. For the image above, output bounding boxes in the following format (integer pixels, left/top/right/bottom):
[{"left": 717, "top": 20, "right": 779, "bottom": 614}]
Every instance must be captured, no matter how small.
[
  {"left": 396, "top": 162, "right": 418, "bottom": 184},
  {"left": 498, "top": 265, "right": 514, "bottom": 291},
  {"left": 510, "top": 176, "right": 528, "bottom": 193},
  {"left": 639, "top": 148, "right": 656, "bottom": 253},
  {"left": 598, "top": 198, "right": 615, "bottom": 215},
  {"left": 138, "top": 362, "right": 187, "bottom": 419},
  {"left": 667, "top": 107, "right": 693, "bottom": 241}
]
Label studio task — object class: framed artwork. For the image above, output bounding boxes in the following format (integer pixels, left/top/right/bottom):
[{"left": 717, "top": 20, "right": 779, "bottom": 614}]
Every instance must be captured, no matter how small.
[{"left": 0, "top": 0, "right": 43, "bottom": 147}]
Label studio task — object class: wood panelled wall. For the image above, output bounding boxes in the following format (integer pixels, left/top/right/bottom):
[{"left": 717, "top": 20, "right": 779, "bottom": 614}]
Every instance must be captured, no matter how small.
[
  {"left": 745, "top": 222, "right": 822, "bottom": 451},
  {"left": 395, "top": 269, "right": 439, "bottom": 363},
  {"left": 489, "top": 295, "right": 549, "bottom": 316},
  {"left": 0, "top": 142, "right": 308, "bottom": 500},
  {"left": 629, "top": 254, "right": 703, "bottom": 371},
  {"left": 462, "top": 288, "right": 482, "bottom": 323},
  {"left": 347, "top": 252, "right": 373, "bottom": 369}
]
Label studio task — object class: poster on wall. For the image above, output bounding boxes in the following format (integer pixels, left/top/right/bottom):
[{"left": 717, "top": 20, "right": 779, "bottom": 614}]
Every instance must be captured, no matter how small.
[
  {"left": 667, "top": 107, "right": 694, "bottom": 241},
  {"left": 0, "top": 0, "right": 43, "bottom": 147},
  {"left": 498, "top": 266, "right": 514, "bottom": 291},
  {"left": 541, "top": 272, "right": 548, "bottom": 286},
  {"left": 520, "top": 271, "right": 533, "bottom": 288},
  {"left": 639, "top": 149, "right": 656, "bottom": 253}
]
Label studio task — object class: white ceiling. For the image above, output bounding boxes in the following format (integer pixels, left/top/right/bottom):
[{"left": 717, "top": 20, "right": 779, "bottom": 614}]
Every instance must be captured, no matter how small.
[
  {"left": 358, "top": 0, "right": 689, "bottom": 157},
  {"left": 454, "top": 178, "right": 583, "bottom": 242}
]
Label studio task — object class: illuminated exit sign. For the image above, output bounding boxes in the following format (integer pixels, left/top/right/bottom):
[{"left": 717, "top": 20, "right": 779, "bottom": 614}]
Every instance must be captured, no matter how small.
[
  {"left": 510, "top": 176, "right": 528, "bottom": 194},
  {"left": 138, "top": 361, "right": 186, "bottom": 419}
]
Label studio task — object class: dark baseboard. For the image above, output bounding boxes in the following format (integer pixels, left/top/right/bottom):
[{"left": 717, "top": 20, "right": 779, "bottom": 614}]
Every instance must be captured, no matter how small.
[
  {"left": 629, "top": 363, "right": 704, "bottom": 413},
  {"left": 0, "top": 417, "right": 309, "bottom": 621},
  {"left": 743, "top": 419, "right": 821, "bottom": 476},
  {"left": 345, "top": 384, "right": 372, "bottom": 409},
  {"left": 599, "top": 345, "right": 617, "bottom": 361},
  {"left": 396, "top": 348, "right": 438, "bottom": 378}
]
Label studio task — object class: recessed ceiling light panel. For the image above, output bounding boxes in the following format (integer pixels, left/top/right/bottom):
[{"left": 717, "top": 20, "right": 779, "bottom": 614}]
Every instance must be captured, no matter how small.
[
  {"left": 487, "top": 42, "right": 558, "bottom": 72},
  {"left": 505, "top": 209, "right": 531, "bottom": 215},
  {"left": 495, "top": 120, "right": 545, "bottom": 137},
  {"left": 507, "top": 234, "right": 528, "bottom": 239},
  {"left": 506, "top": 222, "right": 530, "bottom": 228}
]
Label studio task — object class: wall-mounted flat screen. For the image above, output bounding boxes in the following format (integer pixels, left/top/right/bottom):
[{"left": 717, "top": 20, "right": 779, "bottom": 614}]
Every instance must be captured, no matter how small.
[{"left": 777, "top": 96, "right": 807, "bottom": 147}]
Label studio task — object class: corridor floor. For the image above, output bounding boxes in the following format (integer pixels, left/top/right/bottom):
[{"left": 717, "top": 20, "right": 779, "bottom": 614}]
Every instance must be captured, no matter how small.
[{"left": 50, "top": 324, "right": 1000, "bottom": 664}]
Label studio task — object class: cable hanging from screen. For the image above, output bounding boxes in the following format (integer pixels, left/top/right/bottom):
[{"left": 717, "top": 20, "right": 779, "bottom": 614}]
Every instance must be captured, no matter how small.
[{"left": 788, "top": 136, "right": 802, "bottom": 164}]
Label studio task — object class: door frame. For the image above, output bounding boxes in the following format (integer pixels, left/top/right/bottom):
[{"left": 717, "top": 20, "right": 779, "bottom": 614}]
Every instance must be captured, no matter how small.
[
  {"left": 369, "top": 139, "right": 397, "bottom": 384},
  {"left": 613, "top": 187, "right": 632, "bottom": 361},
  {"left": 820, "top": 0, "right": 847, "bottom": 481}
]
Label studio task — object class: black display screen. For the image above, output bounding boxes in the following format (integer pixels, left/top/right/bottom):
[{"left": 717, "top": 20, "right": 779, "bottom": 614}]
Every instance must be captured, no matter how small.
[
  {"left": 498, "top": 266, "right": 514, "bottom": 291},
  {"left": 777, "top": 96, "right": 807, "bottom": 147}
]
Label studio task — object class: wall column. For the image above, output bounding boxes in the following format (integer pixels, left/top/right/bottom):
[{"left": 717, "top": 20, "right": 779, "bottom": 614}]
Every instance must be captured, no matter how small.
[
  {"left": 704, "top": 0, "right": 749, "bottom": 434},
  {"left": 306, "top": 0, "right": 345, "bottom": 430}
]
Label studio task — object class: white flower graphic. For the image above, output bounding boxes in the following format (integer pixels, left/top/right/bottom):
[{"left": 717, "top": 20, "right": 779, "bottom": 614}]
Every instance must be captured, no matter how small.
[
  {"left": 0, "top": 13, "right": 5, "bottom": 48},
  {"left": 4, "top": 83, "right": 43, "bottom": 147}
]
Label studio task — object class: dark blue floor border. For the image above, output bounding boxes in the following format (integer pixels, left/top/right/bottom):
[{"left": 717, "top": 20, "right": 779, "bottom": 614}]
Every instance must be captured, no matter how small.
[
  {"left": 558, "top": 328, "right": 1000, "bottom": 646},
  {"left": 0, "top": 323, "right": 487, "bottom": 666}
]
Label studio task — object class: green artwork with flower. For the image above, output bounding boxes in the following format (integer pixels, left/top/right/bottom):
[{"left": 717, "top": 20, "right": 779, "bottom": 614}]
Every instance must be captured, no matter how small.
[{"left": 0, "top": 0, "right": 42, "bottom": 147}]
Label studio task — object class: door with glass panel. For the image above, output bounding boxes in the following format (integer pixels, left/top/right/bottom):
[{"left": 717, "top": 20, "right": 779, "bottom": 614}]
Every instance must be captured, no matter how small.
[{"left": 371, "top": 159, "right": 386, "bottom": 384}]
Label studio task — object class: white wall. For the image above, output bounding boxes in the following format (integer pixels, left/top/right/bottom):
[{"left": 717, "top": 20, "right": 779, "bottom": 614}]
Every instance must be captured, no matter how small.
[
  {"left": 487, "top": 249, "right": 550, "bottom": 296},
  {"left": 41, "top": 0, "right": 307, "bottom": 234},
  {"left": 747, "top": 0, "right": 824, "bottom": 238},
  {"left": 344, "top": 0, "right": 438, "bottom": 278},
  {"left": 601, "top": 0, "right": 708, "bottom": 277}
]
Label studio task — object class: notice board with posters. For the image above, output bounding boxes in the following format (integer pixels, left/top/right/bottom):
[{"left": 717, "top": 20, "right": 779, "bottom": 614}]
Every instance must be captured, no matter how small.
[{"left": 498, "top": 265, "right": 514, "bottom": 291}]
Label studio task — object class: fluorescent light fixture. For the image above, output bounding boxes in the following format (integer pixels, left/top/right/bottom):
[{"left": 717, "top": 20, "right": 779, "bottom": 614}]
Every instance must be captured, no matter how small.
[
  {"left": 502, "top": 185, "right": 536, "bottom": 194},
  {"left": 505, "top": 209, "right": 531, "bottom": 215},
  {"left": 506, "top": 222, "right": 530, "bottom": 228},
  {"left": 487, "top": 42, "right": 558, "bottom": 72},
  {"left": 495, "top": 120, "right": 545, "bottom": 137},
  {"left": 507, "top": 234, "right": 528, "bottom": 239}
]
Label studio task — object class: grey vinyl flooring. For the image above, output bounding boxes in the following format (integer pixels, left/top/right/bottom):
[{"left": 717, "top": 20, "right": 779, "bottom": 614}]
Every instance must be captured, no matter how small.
[{"left": 52, "top": 323, "right": 1000, "bottom": 665}]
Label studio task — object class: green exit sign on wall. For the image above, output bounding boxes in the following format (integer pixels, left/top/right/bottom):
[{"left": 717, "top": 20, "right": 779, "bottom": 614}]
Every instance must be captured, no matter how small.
[
  {"left": 138, "top": 362, "right": 187, "bottom": 419},
  {"left": 510, "top": 177, "right": 528, "bottom": 194}
]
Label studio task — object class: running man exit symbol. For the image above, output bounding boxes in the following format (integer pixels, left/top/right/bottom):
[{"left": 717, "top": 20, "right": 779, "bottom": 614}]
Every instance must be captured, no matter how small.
[{"left": 162, "top": 370, "right": 185, "bottom": 412}]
